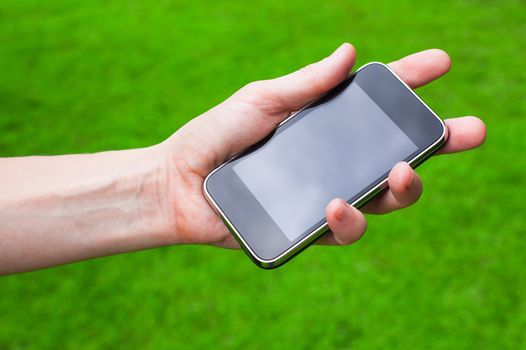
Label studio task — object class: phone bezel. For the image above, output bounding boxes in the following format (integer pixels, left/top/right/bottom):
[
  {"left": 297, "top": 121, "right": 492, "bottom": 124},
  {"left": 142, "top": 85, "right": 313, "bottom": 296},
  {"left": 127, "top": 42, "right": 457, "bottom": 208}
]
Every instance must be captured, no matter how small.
[{"left": 203, "top": 62, "right": 446, "bottom": 269}]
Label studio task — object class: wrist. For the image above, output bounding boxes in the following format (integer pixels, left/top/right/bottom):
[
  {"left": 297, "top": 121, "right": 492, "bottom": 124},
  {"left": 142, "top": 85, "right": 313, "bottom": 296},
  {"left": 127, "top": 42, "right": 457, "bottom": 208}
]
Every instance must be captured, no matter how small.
[
  {"left": 126, "top": 144, "right": 181, "bottom": 248},
  {"left": 139, "top": 140, "right": 201, "bottom": 247}
]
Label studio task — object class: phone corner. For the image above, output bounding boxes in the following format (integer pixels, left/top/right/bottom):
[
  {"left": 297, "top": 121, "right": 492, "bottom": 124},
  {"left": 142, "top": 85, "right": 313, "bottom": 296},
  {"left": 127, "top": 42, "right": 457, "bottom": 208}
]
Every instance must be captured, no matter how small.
[{"left": 250, "top": 254, "right": 285, "bottom": 270}]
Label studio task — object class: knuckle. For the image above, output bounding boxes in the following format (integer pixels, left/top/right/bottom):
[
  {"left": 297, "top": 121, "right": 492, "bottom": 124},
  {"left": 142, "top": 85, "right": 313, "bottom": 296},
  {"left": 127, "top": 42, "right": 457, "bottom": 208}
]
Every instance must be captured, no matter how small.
[
  {"left": 241, "top": 81, "right": 264, "bottom": 95},
  {"left": 298, "top": 64, "right": 323, "bottom": 92},
  {"left": 235, "top": 81, "right": 265, "bottom": 103},
  {"left": 234, "top": 80, "right": 284, "bottom": 116}
]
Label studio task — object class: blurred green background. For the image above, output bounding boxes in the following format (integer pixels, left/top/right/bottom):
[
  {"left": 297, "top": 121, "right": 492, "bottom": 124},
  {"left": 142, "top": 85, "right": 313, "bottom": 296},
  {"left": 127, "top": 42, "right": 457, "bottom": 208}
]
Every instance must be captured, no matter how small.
[{"left": 0, "top": 0, "right": 524, "bottom": 348}]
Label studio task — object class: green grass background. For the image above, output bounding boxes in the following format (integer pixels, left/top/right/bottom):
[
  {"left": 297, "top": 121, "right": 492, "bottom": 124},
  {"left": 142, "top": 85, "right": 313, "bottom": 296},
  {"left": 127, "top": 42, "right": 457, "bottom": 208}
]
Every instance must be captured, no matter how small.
[{"left": 0, "top": 0, "right": 525, "bottom": 348}]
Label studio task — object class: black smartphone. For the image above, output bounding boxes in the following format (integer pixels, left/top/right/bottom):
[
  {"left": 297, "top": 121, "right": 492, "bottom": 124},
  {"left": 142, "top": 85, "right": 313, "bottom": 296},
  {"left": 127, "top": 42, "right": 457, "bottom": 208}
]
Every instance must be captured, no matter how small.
[{"left": 204, "top": 62, "right": 446, "bottom": 269}]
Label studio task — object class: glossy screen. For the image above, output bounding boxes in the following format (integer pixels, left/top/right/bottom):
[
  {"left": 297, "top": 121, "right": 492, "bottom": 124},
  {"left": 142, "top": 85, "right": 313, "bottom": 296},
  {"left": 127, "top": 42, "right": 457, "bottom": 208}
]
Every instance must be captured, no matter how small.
[{"left": 232, "top": 83, "right": 418, "bottom": 241}]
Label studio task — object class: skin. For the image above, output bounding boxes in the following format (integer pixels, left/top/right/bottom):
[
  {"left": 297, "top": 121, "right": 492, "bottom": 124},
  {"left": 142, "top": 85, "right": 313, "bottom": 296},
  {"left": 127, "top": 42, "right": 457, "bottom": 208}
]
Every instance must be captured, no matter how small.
[{"left": 0, "top": 44, "right": 486, "bottom": 274}]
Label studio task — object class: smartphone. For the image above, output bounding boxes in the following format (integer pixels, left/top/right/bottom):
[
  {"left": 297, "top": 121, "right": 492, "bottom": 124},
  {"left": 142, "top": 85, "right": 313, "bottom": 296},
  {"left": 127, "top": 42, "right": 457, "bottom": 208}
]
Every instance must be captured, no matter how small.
[{"left": 203, "top": 62, "right": 446, "bottom": 269}]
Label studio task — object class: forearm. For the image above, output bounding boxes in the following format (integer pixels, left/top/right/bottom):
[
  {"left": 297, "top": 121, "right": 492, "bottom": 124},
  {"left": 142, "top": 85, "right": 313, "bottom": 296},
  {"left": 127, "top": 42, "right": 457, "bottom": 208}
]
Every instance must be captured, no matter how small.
[{"left": 0, "top": 145, "right": 175, "bottom": 274}]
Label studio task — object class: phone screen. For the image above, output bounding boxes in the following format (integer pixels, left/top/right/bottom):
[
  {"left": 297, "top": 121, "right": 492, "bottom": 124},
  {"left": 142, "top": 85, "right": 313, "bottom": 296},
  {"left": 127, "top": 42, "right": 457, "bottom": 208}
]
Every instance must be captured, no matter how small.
[{"left": 232, "top": 82, "right": 418, "bottom": 241}]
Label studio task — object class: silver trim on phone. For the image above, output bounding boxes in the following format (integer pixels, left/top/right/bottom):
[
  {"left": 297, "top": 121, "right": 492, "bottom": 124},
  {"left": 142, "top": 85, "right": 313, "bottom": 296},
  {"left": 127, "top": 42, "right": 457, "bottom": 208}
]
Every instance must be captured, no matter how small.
[{"left": 202, "top": 62, "right": 447, "bottom": 269}]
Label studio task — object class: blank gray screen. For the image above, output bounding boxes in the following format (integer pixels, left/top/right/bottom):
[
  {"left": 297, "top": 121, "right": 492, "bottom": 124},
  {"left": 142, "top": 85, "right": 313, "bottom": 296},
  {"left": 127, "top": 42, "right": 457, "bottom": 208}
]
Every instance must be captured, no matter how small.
[{"left": 233, "top": 83, "right": 417, "bottom": 241}]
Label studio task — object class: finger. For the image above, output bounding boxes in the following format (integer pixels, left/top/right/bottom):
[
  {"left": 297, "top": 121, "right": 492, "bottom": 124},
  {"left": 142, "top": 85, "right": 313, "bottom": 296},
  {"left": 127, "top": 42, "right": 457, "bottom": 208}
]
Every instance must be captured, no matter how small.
[
  {"left": 437, "top": 116, "right": 487, "bottom": 154},
  {"left": 361, "top": 116, "right": 486, "bottom": 214},
  {"left": 388, "top": 49, "right": 451, "bottom": 89},
  {"left": 317, "top": 198, "right": 367, "bottom": 245},
  {"left": 259, "top": 42, "right": 356, "bottom": 112},
  {"left": 363, "top": 162, "right": 423, "bottom": 214}
]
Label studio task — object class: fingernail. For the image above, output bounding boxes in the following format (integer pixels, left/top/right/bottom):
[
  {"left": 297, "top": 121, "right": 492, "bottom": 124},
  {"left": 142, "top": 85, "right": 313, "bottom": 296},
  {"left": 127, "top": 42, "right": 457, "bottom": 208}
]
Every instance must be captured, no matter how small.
[
  {"left": 335, "top": 199, "right": 351, "bottom": 221},
  {"left": 406, "top": 169, "right": 416, "bottom": 190}
]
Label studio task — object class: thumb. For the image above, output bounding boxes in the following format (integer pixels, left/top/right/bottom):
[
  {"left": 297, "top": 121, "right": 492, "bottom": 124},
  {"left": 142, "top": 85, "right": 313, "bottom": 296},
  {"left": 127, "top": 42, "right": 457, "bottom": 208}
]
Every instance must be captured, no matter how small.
[
  {"left": 254, "top": 42, "right": 356, "bottom": 112},
  {"left": 179, "top": 43, "right": 356, "bottom": 172}
]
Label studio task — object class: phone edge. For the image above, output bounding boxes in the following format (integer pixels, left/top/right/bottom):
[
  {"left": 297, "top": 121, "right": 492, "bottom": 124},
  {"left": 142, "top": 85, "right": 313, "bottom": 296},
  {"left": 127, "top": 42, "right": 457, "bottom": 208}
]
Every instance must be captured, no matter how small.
[{"left": 202, "top": 62, "right": 447, "bottom": 269}]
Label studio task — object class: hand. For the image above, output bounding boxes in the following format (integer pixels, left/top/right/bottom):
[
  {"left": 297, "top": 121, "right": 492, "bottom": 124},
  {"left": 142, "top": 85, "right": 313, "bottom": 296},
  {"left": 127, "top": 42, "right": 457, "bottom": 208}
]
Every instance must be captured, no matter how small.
[{"left": 161, "top": 43, "right": 486, "bottom": 248}]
